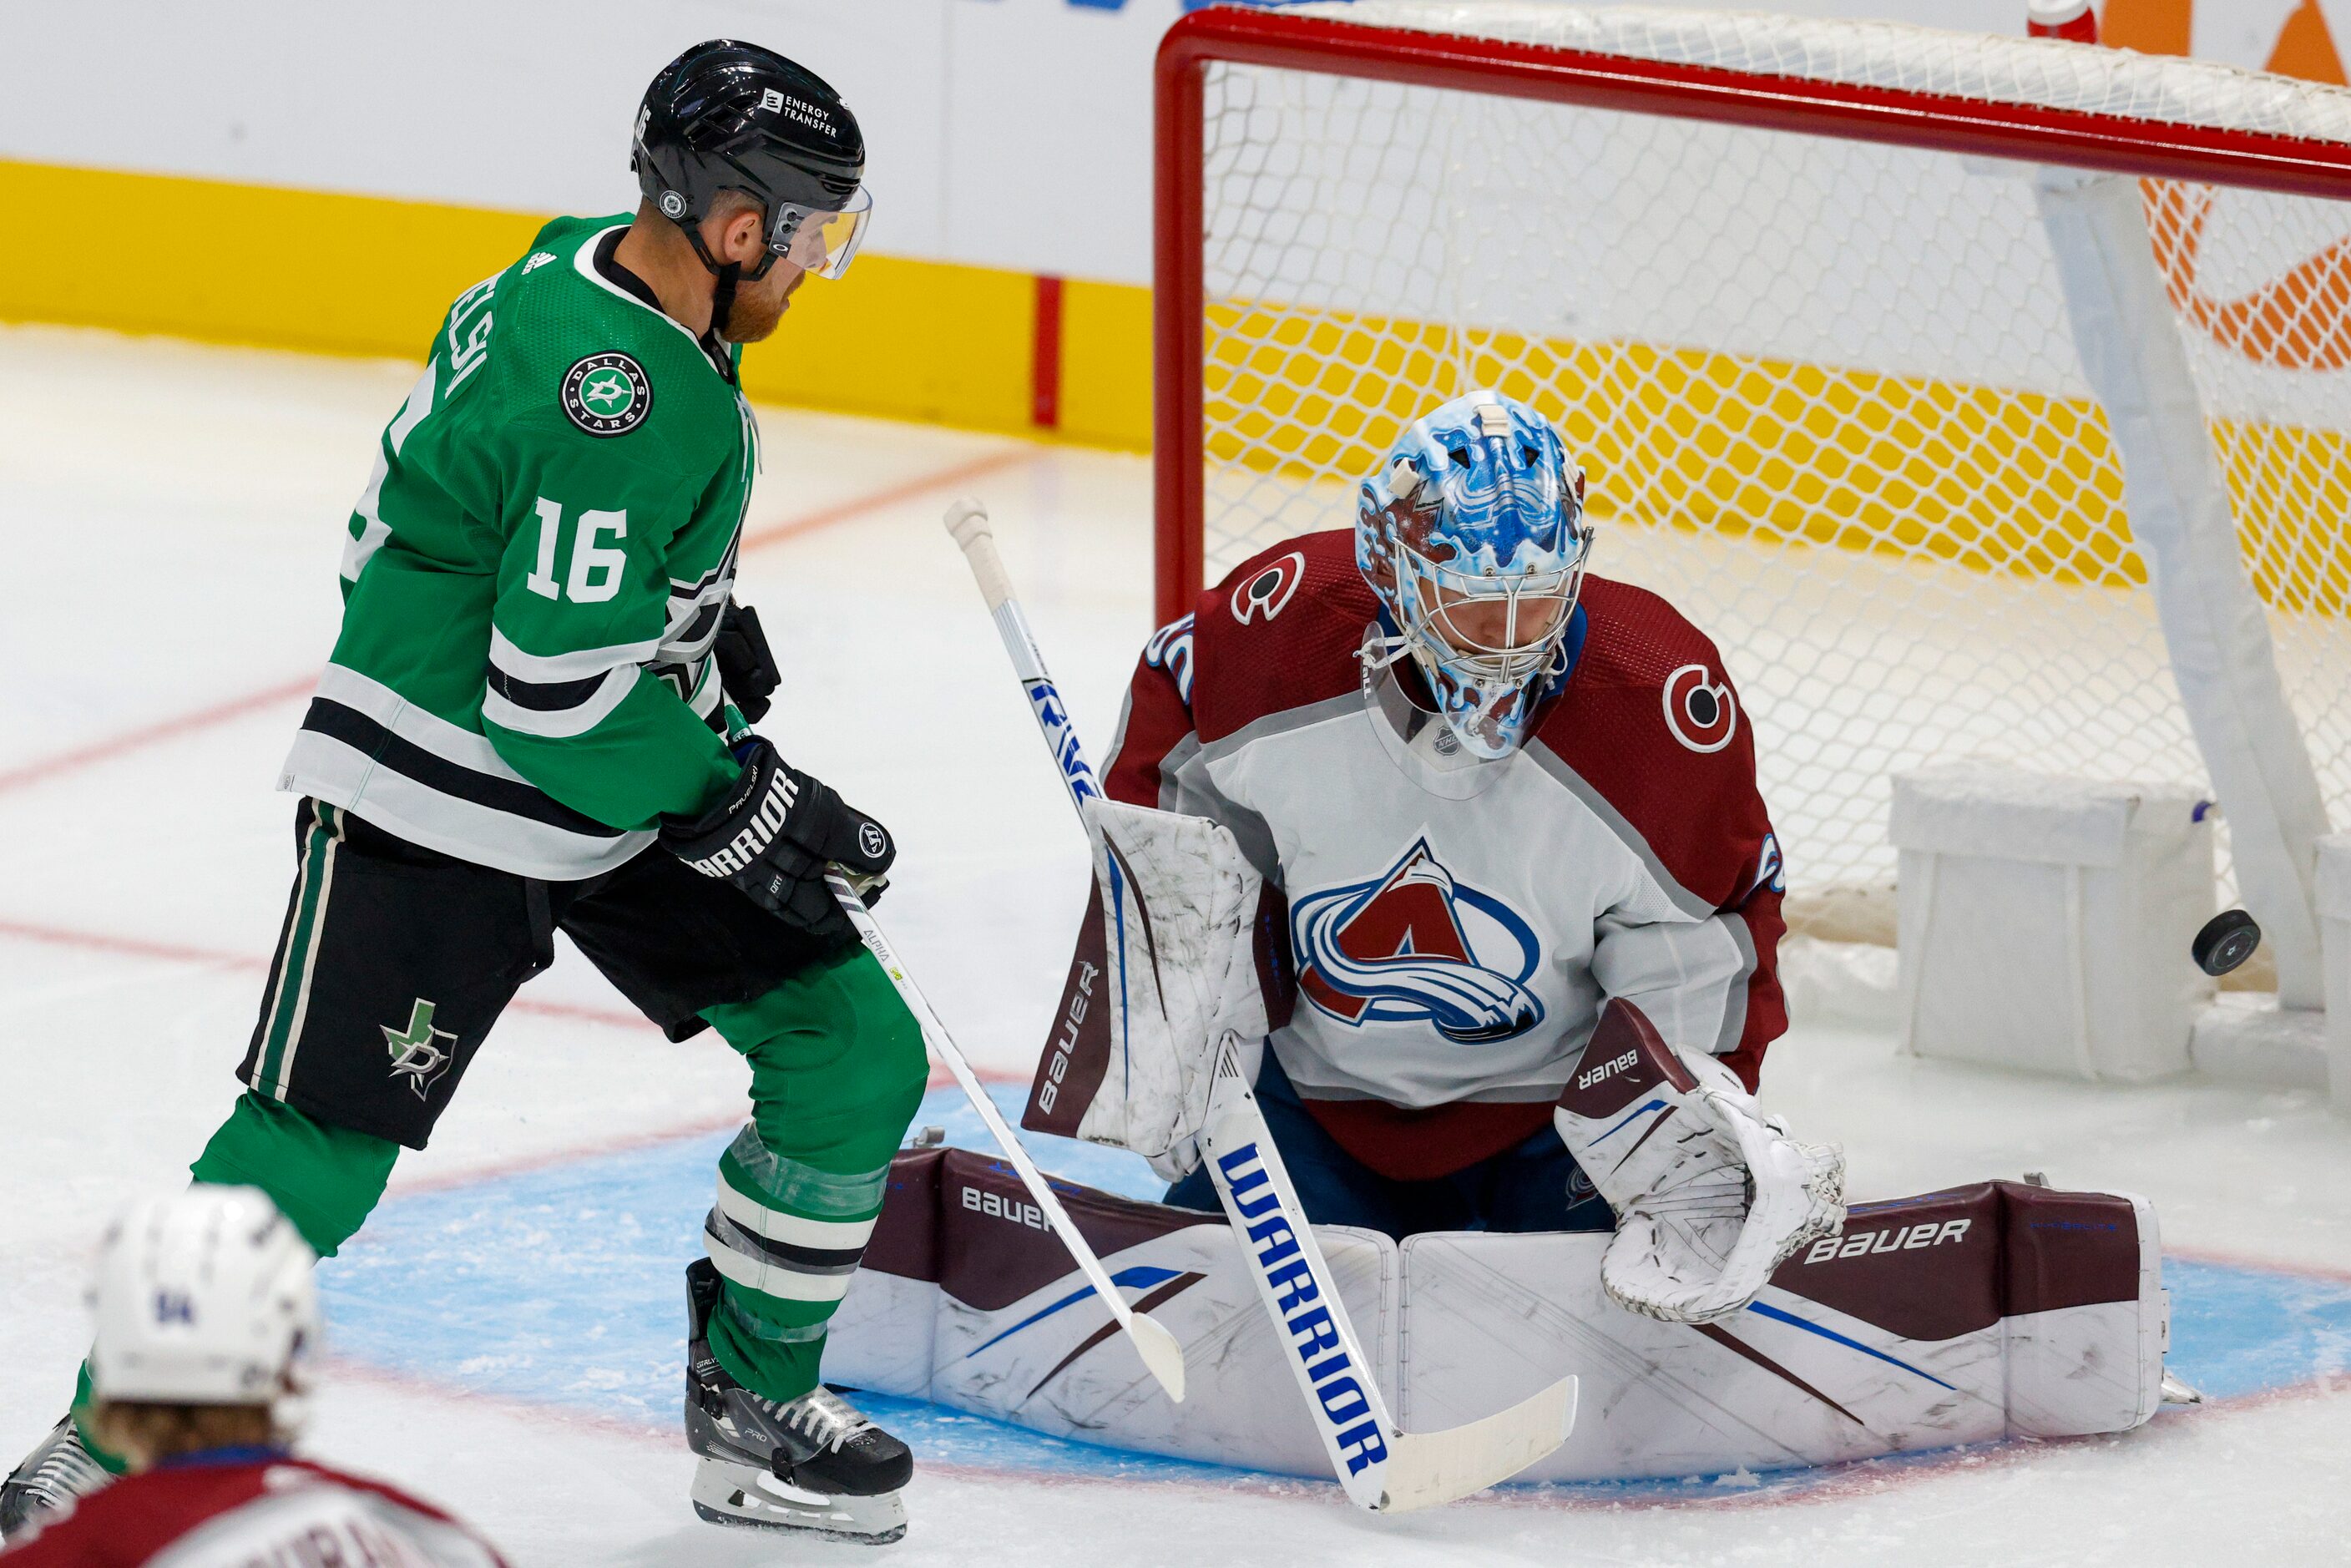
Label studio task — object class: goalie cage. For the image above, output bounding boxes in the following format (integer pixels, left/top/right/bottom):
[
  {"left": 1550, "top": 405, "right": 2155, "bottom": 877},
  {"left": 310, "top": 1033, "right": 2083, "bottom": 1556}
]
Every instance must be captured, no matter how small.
[{"left": 1152, "top": 3, "right": 2351, "bottom": 1042}]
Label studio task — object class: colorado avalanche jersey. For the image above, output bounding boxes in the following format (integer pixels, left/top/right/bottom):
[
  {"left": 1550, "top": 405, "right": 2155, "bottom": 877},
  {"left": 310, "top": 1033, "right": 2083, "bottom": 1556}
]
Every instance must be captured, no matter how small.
[
  {"left": 1102, "top": 530, "right": 1787, "bottom": 1181},
  {"left": 0, "top": 1453, "right": 507, "bottom": 1568}
]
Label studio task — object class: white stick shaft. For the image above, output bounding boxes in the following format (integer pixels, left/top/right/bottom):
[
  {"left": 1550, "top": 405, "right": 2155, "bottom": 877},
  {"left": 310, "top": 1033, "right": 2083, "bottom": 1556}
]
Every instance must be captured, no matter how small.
[
  {"left": 825, "top": 872, "right": 1185, "bottom": 1403},
  {"left": 944, "top": 498, "right": 1100, "bottom": 817},
  {"left": 943, "top": 495, "right": 1572, "bottom": 1509}
]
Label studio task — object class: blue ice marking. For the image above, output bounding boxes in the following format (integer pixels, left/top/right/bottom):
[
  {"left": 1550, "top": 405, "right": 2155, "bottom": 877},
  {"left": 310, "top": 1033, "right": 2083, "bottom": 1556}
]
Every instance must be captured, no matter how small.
[{"left": 312, "top": 1083, "right": 2351, "bottom": 1491}]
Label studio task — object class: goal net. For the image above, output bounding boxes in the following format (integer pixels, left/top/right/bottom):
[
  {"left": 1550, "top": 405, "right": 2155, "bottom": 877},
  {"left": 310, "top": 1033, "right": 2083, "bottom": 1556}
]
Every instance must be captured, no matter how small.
[{"left": 1155, "top": 3, "right": 2351, "bottom": 994}]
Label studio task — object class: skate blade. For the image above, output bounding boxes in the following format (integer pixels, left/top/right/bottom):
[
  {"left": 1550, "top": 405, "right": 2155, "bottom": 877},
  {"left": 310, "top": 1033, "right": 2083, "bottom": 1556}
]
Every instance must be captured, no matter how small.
[{"left": 690, "top": 1458, "right": 907, "bottom": 1546}]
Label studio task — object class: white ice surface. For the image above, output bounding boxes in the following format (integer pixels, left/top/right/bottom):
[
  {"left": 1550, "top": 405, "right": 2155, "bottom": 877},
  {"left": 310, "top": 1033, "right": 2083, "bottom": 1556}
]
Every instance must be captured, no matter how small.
[{"left": 3, "top": 323, "right": 2349, "bottom": 1564}]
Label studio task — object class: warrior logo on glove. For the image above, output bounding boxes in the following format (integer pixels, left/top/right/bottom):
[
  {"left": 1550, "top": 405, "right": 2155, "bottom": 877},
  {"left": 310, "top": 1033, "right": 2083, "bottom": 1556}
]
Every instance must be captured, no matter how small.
[
  {"left": 660, "top": 737, "right": 896, "bottom": 941},
  {"left": 1292, "top": 840, "right": 1544, "bottom": 1044}
]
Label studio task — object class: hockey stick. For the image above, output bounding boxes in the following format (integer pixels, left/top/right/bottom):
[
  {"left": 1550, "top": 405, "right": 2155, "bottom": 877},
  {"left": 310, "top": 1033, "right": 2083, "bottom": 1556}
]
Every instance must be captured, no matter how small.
[
  {"left": 823, "top": 869, "right": 1188, "bottom": 1405},
  {"left": 943, "top": 497, "right": 1575, "bottom": 1511}
]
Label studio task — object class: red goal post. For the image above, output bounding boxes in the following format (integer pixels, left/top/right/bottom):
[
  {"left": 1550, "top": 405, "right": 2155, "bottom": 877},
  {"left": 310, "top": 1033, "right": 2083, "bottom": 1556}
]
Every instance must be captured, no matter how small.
[
  {"left": 1155, "top": 4, "right": 2351, "bottom": 618},
  {"left": 1150, "top": 3, "right": 2351, "bottom": 1001}
]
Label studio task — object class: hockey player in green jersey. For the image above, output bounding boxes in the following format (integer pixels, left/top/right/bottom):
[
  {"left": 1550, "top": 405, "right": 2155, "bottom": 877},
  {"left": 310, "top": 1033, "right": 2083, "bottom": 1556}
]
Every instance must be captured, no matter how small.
[{"left": 3, "top": 41, "right": 926, "bottom": 1546}]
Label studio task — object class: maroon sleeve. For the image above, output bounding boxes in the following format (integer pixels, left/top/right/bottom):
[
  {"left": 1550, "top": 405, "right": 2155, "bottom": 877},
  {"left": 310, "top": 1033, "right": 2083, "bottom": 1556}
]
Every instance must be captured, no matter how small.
[
  {"left": 1717, "top": 832, "right": 1788, "bottom": 1093},
  {"left": 1100, "top": 615, "right": 1200, "bottom": 810},
  {"left": 1544, "top": 579, "right": 1790, "bottom": 1090}
]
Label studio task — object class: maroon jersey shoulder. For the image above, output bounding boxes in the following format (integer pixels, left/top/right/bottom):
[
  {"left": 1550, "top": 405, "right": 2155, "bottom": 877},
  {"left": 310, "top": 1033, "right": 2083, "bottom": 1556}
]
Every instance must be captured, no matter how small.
[
  {"left": 1190, "top": 530, "right": 1373, "bottom": 746},
  {"left": 0, "top": 1459, "right": 484, "bottom": 1568},
  {"left": 0, "top": 1462, "right": 274, "bottom": 1565},
  {"left": 1538, "top": 574, "right": 1772, "bottom": 908}
]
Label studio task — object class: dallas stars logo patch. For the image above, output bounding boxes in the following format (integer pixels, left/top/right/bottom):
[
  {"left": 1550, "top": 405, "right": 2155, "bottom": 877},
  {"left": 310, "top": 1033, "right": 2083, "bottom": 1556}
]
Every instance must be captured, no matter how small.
[
  {"left": 563, "top": 352, "right": 652, "bottom": 438},
  {"left": 384, "top": 998, "right": 458, "bottom": 1100}
]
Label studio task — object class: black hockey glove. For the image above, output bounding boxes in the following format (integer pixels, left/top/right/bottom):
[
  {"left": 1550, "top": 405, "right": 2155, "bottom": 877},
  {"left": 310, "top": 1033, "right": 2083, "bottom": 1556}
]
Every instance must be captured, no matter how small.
[
  {"left": 660, "top": 738, "right": 895, "bottom": 939},
  {"left": 712, "top": 599, "right": 781, "bottom": 724}
]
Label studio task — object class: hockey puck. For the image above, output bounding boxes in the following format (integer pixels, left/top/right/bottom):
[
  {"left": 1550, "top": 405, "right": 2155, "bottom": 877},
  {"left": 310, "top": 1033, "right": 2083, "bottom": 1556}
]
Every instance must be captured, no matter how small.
[{"left": 2192, "top": 908, "right": 2262, "bottom": 977}]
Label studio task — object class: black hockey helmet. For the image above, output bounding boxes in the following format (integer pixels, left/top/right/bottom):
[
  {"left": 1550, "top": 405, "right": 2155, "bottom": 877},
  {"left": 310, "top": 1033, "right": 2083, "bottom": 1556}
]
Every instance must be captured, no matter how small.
[{"left": 632, "top": 40, "right": 871, "bottom": 284}]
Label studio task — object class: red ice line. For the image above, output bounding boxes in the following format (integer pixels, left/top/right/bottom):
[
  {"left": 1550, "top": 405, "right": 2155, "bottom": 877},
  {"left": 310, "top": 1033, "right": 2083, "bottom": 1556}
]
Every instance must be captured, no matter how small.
[
  {"left": 0, "top": 440, "right": 1030, "bottom": 1129},
  {"left": 0, "top": 675, "right": 321, "bottom": 796},
  {"left": 0, "top": 914, "right": 987, "bottom": 1085},
  {"left": 318, "top": 1351, "right": 2351, "bottom": 1519},
  {"left": 0, "top": 445, "right": 1036, "bottom": 800}
]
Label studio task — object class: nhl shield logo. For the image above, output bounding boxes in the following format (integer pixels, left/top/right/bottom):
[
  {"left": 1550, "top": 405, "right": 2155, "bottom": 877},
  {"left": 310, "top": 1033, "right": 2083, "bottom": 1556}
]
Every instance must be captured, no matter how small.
[
  {"left": 563, "top": 352, "right": 653, "bottom": 438},
  {"left": 1291, "top": 838, "right": 1545, "bottom": 1043}
]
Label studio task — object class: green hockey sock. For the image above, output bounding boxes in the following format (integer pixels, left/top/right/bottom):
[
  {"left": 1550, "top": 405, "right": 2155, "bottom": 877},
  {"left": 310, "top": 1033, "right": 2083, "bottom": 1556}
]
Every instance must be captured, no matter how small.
[
  {"left": 189, "top": 1092, "right": 401, "bottom": 1258},
  {"left": 700, "top": 945, "right": 928, "bottom": 1403},
  {"left": 73, "top": 1095, "right": 400, "bottom": 1467}
]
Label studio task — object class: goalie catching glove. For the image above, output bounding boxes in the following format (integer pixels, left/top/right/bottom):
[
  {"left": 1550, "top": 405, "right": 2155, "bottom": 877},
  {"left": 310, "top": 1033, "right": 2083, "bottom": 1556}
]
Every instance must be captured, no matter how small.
[
  {"left": 661, "top": 737, "right": 894, "bottom": 942},
  {"left": 1555, "top": 999, "right": 1844, "bottom": 1325}
]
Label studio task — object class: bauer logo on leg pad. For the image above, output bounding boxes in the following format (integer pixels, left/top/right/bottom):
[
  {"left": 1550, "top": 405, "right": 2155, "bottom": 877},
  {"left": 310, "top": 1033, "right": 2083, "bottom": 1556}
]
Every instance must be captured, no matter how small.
[{"left": 1804, "top": 1219, "right": 1970, "bottom": 1265}]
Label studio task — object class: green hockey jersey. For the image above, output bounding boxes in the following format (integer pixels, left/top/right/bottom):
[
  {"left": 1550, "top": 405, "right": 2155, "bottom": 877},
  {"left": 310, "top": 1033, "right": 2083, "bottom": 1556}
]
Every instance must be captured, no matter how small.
[{"left": 279, "top": 213, "right": 754, "bottom": 879}]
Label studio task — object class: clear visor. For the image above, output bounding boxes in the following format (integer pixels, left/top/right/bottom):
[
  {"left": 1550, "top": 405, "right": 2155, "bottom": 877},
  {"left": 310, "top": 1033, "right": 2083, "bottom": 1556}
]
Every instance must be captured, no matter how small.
[
  {"left": 1402, "top": 547, "right": 1580, "bottom": 680},
  {"left": 771, "top": 186, "right": 872, "bottom": 281}
]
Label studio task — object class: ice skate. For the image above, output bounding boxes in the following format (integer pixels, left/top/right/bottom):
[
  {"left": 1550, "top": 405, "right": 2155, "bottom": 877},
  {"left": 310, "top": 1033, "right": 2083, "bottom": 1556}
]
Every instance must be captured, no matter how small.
[
  {"left": 1, "top": 1415, "right": 111, "bottom": 1539},
  {"left": 683, "top": 1260, "right": 911, "bottom": 1545}
]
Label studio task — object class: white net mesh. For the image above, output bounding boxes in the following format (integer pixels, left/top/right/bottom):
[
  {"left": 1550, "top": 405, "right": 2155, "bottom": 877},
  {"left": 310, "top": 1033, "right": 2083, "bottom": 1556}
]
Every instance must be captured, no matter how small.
[{"left": 1190, "top": 4, "right": 2351, "bottom": 924}]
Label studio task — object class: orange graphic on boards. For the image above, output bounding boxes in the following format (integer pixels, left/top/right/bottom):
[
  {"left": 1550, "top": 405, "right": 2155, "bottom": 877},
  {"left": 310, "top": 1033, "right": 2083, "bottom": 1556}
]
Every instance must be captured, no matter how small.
[{"left": 2101, "top": 0, "right": 2351, "bottom": 370}]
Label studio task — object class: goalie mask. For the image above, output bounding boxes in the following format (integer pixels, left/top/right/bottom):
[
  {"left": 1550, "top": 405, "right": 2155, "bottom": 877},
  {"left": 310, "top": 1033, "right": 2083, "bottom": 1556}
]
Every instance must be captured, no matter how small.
[{"left": 1355, "top": 391, "right": 1594, "bottom": 761}]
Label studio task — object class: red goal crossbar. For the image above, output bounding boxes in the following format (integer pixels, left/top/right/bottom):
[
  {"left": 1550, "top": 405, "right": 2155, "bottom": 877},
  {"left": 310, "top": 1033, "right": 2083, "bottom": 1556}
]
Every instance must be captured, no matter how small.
[{"left": 1150, "top": 4, "right": 2351, "bottom": 625}]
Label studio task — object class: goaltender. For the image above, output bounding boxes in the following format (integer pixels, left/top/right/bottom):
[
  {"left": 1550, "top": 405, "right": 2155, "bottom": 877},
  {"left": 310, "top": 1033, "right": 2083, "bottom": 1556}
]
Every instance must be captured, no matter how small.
[{"left": 3, "top": 40, "right": 927, "bottom": 1545}]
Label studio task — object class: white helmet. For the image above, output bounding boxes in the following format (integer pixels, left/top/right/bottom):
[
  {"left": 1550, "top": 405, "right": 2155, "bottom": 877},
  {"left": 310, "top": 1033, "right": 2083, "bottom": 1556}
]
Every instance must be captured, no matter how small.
[{"left": 87, "top": 1186, "right": 319, "bottom": 1420}]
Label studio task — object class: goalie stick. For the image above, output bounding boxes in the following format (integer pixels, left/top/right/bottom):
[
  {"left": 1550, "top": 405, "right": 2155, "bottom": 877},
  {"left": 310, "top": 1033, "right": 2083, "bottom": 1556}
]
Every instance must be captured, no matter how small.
[
  {"left": 822, "top": 869, "right": 1189, "bottom": 1406},
  {"left": 943, "top": 496, "right": 1575, "bottom": 1511}
]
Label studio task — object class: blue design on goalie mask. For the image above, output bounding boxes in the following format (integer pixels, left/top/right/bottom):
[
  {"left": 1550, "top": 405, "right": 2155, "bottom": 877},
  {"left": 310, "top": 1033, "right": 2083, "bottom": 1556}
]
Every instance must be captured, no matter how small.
[{"left": 1354, "top": 390, "right": 1594, "bottom": 760}]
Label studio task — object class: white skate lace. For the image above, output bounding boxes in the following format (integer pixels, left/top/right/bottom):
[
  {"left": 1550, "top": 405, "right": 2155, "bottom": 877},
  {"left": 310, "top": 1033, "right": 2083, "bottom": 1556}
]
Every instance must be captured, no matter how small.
[
  {"left": 780, "top": 1388, "right": 873, "bottom": 1454},
  {"left": 20, "top": 1425, "right": 106, "bottom": 1506}
]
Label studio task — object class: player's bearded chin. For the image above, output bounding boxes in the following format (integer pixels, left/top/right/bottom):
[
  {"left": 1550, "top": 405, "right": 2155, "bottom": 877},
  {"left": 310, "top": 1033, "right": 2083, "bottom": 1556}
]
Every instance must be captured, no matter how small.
[{"left": 725, "top": 268, "right": 800, "bottom": 343}]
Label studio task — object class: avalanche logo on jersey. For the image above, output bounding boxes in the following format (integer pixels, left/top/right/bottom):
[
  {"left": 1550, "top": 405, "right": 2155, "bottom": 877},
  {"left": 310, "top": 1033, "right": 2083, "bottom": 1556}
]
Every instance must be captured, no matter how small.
[
  {"left": 1663, "top": 662, "right": 1737, "bottom": 753},
  {"left": 1292, "top": 839, "right": 1544, "bottom": 1043},
  {"left": 1231, "top": 551, "right": 1305, "bottom": 625}
]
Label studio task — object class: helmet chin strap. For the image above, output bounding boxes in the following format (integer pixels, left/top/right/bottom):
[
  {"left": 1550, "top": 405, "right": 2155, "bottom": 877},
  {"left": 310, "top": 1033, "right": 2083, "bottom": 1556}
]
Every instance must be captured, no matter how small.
[
  {"left": 676, "top": 218, "right": 781, "bottom": 382},
  {"left": 707, "top": 260, "right": 741, "bottom": 355}
]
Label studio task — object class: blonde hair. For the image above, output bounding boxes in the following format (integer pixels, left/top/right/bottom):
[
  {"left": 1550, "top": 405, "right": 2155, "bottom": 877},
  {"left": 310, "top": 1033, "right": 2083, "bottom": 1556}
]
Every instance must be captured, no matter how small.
[{"left": 92, "top": 1401, "right": 277, "bottom": 1470}]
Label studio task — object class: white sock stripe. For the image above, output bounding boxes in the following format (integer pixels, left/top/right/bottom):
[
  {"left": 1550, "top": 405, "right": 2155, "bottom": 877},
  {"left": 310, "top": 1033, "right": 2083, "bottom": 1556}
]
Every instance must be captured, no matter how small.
[
  {"left": 704, "top": 1222, "right": 857, "bottom": 1303},
  {"left": 714, "top": 1180, "right": 880, "bottom": 1253}
]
